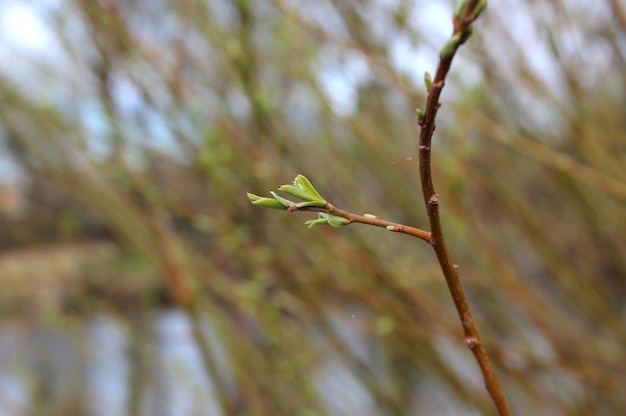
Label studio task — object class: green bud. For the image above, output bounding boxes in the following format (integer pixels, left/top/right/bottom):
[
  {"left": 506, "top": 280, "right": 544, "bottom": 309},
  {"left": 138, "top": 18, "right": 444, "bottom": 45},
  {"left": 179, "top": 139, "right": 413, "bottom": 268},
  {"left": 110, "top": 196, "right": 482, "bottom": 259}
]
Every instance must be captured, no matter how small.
[
  {"left": 416, "top": 108, "right": 425, "bottom": 123},
  {"left": 247, "top": 193, "right": 288, "bottom": 210},
  {"left": 473, "top": 0, "right": 487, "bottom": 17},
  {"left": 363, "top": 214, "right": 378, "bottom": 219},
  {"left": 386, "top": 225, "right": 396, "bottom": 231},
  {"left": 424, "top": 71, "right": 432, "bottom": 90},
  {"left": 440, "top": 33, "right": 462, "bottom": 59},
  {"left": 454, "top": 0, "right": 468, "bottom": 21}
]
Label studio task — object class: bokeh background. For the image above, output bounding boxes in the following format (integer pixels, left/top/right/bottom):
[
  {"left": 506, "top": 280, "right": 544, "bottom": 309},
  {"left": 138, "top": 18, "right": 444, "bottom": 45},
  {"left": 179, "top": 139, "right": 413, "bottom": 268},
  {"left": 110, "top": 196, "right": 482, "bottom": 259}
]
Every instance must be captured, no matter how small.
[{"left": 0, "top": 0, "right": 625, "bottom": 415}]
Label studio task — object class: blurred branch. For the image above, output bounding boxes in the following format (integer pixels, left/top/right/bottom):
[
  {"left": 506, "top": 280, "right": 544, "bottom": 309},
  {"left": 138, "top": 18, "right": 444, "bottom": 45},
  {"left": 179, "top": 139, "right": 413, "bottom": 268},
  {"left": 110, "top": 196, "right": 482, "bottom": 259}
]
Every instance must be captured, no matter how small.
[
  {"left": 465, "top": 111, "right": 626, "bottom": 204},
  {"left": 608, "top": 0, "right": 626, "bottom": 31}
]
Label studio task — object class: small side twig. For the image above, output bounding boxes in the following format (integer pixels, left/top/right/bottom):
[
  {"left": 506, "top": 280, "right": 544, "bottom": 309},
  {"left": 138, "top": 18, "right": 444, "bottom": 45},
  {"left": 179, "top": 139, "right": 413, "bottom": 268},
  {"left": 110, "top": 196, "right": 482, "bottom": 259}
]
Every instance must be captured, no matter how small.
[
  {"left": 247, "top": 175, "right": 432, "bottom": 243},
  {"left": 292, "top": 203, "right": 433, "bottom": 244}
]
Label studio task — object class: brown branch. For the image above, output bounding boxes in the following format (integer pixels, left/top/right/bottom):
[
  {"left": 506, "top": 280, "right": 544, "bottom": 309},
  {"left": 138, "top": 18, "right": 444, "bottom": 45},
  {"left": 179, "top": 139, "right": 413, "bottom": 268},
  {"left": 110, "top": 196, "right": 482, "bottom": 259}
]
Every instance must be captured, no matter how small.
[
  {"left": 293, "top": 203, "right": 433, "bottom": 244},
  {"left": 417, "top": 2, "right": 512, "bottom": 416}
]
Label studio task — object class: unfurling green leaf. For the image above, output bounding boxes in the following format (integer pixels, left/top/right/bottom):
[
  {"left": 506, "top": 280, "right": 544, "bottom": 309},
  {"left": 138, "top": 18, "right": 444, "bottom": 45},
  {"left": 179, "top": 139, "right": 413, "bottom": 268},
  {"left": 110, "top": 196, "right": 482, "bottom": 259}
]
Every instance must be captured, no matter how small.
[
  {"left": 278, "top": 175, "right": 326, "bottom": 203},
  {"left": 294, "top": 175, "right": 325, "bottom": 201},
  {"left": 326, "top": 213, "right": 348, "bottom": 228},
  {"left": 247, "top": 193, "right": 288, "bottom": 210},
  {"left": 278, "top": 184, "right": 317, "bottom": 201},
  {"left": 270, "top": 191, "right": 295, "bottom": 207},
  {"left": 295, "top": 200, "right": 327, "bottom": 208},
  {"left": 247, "top": 193, "right": 262, "bottom": 202},
  {"left": 279, "top": 183, "right": 325, "bottom": 204},
  {"left": 305, "top": 217, "right": 329, "bottom": 228},
  {"left": 304, "top": 212, "right": 347, "bottom": 228}
]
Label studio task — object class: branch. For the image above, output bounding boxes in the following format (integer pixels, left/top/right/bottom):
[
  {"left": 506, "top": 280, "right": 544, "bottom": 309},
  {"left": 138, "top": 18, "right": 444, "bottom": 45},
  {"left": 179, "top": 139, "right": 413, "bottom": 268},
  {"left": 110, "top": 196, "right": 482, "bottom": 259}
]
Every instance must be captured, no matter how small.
[
  {"left": 294, "top": 203, "right": 433, "bottom": 244},
  {"left": 246, "top": 174, "right": 432, "bottom": 244},
  {"left": 417, "top": 1, "right": 512, "bottom": 415}
]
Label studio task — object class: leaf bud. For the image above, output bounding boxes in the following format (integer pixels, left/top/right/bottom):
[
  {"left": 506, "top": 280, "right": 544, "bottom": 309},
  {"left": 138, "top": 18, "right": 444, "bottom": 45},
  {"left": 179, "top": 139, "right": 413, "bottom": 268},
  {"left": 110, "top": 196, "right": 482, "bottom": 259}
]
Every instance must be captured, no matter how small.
[
  {"left": 424, "top": 71, "right": 433, "bottom": 90},
  {"left": 416, "top": 108, "right": 425, "bottom": 123},
  {"left": 440, "top": 33, "right": 462, "bottom": 59}
]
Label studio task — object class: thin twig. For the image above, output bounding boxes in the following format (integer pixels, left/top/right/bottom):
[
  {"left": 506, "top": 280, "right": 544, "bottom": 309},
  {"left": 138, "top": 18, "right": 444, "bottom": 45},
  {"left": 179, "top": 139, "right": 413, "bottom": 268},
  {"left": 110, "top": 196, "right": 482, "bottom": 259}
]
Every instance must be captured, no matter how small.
[{"left": 294, "top": 203, "right": 433, "bottom": 244}]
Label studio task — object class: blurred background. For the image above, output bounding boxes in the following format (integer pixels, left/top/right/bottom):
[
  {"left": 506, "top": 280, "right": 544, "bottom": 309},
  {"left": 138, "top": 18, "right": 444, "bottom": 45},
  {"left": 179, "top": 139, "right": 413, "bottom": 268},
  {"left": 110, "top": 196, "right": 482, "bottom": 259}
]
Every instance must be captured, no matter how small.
[{"left": 0, "top": 0, "right": 625, "bottom": 414}]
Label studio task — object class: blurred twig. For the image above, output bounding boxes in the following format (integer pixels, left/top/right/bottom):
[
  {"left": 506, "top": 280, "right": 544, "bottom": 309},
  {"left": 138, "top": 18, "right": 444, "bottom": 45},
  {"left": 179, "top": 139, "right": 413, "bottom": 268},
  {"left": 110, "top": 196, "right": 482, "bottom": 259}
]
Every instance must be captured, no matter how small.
[{"left": 465, "top": 111, "right": 626, "bottom": 204}]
